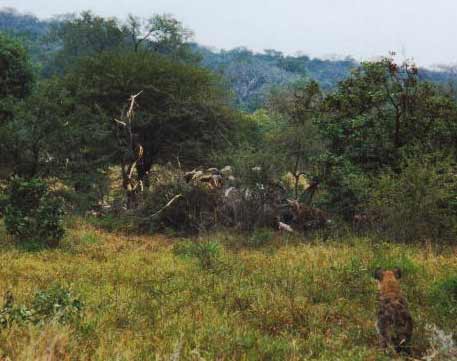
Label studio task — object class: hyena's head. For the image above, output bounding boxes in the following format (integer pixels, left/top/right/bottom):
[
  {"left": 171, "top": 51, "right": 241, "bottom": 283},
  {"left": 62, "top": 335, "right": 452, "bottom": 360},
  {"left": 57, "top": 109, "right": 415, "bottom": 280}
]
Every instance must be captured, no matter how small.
[{"left": 374, "top": 268, "right": 402, "bottom": 291}]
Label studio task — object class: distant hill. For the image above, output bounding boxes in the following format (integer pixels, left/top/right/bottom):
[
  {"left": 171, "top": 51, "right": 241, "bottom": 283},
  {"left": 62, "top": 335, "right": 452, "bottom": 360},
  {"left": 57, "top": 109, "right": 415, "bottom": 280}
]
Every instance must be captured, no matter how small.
[
  {"left": 0, "top": 8, "right": 56, "bottom": 68},
  {"left": 192, "top": 45, "right": 457, "bottom": 111},
  {"left": 0, "top": 7, "right": 50, "bottom": 36},
  {"left": 192, "top": 45, "right": 358, "bottom": 110},
  {"left": 1, "top": 7, "right": 456, "bottom": 111}
]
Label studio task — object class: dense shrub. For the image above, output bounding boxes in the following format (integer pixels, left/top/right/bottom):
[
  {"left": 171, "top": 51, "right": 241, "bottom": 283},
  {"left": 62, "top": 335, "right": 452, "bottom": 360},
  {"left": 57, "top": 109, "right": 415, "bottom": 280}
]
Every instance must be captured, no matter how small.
[
  {"left": 136, "top": 164, "right": 285, "bottom": 235},
  {"left": 316, "top": 154, "right": 371, "bottom": 220},
  {"left": 215, "top": 151, "right": 288, "bottom": 231},
  {"left": 429, "top": 276, "right": 457, "bottom": 320},
  {"left": 366, "top": 155, "right": 457, "bottom": 242},
  {"left": 138, "top": 174, "right": 220, "bottom": 235},
  {"left": 4, "top": 177, "right": 65, "bottom": 247},
  {"left": 0, "top": 32, "right": 34, "bottom": 99},
  {"left": 0, "top": 185, "right": 7, "bottom": 217}
]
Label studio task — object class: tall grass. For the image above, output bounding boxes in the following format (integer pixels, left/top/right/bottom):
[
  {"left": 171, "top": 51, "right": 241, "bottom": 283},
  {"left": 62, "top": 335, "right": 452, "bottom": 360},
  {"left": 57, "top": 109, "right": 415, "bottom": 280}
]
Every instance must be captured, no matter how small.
[{"left": 0, "top": 218, "right": 455, "bottom": 360}]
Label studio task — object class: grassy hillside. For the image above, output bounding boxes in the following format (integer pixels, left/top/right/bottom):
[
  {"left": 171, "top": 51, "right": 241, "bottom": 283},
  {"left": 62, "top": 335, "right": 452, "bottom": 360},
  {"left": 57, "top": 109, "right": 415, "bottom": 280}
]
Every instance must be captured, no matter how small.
[{"left": 0, "top": 218, "right": 456, "bottom": 360}]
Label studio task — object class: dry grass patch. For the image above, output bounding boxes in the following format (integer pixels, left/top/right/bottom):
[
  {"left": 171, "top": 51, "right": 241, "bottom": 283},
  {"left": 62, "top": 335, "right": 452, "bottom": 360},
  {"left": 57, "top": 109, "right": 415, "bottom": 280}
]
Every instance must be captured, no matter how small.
[{"left": 0, "top": 218, "right": 456, "bottom": 360}]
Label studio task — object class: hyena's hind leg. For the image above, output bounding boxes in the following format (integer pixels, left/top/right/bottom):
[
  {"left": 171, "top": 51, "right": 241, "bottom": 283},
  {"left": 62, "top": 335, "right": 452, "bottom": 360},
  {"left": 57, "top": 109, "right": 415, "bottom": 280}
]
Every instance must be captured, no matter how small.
[
  {"left": 375, "top": 318, "right": 390, "bottom": 349},
  {"left": 394, "top": 318, "right": 413, "bottom": 354}
]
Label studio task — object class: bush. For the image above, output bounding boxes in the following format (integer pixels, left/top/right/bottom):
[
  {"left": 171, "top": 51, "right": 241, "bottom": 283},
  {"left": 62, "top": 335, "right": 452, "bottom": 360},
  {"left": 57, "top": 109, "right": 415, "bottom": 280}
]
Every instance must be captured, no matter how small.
[
  {"left": 4, "top": 177, "right": 65, "bottom": 247},
  {"left": 136, "top": 164, "right": 285, "bottom": 235},
  {"left": 317, "top": 154, "right": 371, "bottom": 220},
  {"left": 31, "top": 284, "right": 83, "bottom": 324},
  {"left": 0, "top": 285, "right": 83, "bottom": 328},
  {"left": 366, "top": 155, "right": 457, "bottom": 242},
  {"left": 429, "top": 276, "right": 457, "bottom": 320},
  {"left": 0, "top": 291, "right": 33, "bottom": 327},
  {"left": 0, "top": 186, "right": 7, "bottom": 217},
  {"left": 138, "top": 174, "right": 220, "bottom": 235}
]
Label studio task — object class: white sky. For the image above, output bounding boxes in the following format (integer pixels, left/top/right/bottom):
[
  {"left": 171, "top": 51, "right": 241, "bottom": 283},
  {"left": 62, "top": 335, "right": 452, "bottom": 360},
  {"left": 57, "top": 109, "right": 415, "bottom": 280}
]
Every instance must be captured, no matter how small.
[{"left": 3, "top": 0, "right": 457, "bottom": 66}]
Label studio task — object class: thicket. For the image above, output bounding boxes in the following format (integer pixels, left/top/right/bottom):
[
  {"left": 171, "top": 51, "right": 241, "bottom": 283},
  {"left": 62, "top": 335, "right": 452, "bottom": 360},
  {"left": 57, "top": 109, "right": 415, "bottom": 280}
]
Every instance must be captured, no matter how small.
[
  {"left": 1, "top": 10, "right": 457, "bottom": 244},
  {"left": 4, "top": 178, "right": 64, "bottom": 247},
  {"left": 367, "top": 155, "right": 457, "bottom": 242}
]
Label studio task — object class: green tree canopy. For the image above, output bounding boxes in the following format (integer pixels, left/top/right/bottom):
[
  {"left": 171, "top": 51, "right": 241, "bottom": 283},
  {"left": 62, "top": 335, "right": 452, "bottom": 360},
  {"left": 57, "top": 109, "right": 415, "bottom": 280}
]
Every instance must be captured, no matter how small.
[
  {"left": 46, "top": 11, "right": 126, "bottom": 74},
  {"left": 0, "top": 32, "right": 34, "bottom": 99},
  {"left": 61, "top": 50, "right": 235, "bottom": 185},
  {"left": 319, "top": 57, "right": 457, "bottom": 172},
  {"left": 45, "top": 11, "right": 198, "bottom": 75},
  {"left": 0, "top": 33, "right": 34, "bottom": 178}
]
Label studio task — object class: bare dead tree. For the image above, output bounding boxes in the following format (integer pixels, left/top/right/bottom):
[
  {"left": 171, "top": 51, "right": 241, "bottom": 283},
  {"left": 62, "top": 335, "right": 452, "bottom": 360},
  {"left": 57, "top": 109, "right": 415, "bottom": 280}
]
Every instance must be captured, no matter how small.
[{"left": 114, "top": 91, "right": 144, "bottom": 209}]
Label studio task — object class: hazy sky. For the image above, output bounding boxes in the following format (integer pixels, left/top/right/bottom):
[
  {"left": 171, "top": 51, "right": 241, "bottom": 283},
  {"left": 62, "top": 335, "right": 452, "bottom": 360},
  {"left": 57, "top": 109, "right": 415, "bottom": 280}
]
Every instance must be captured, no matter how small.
[{"left": 4, "top": 0, "right": 457, "bottom": 66}]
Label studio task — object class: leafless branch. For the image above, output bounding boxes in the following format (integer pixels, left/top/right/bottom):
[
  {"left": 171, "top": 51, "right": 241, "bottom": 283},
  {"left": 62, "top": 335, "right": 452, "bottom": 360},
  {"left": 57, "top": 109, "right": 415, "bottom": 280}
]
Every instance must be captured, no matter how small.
[{"left": 150, "top": 194, "right": 184, "bottom": 218}]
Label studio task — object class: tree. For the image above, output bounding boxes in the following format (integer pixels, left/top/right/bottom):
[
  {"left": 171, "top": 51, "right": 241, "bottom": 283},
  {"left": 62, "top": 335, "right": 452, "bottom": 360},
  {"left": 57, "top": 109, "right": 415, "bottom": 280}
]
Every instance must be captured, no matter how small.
[
  {"left": 0, "top": 8, "right": 49, "bottom": 36},
  {"left": 0, "top": 33, "right": 34, "bottom": 178},
  {"left": 316, "top": 56, "right": 457, "bottom": 218},
  {"left": 123, "top": 14, "right": 197, "bottom": 62},
  {"left": 2, "top": 78, "right": 91, "bottom": 179},
  {"left": 319, "top": 56, "right": 457, "bottom": 172},
  {"left": 0, "top": 32, "right": 34, "bottom": 99},
  {"left": 61, "top": 50, "right": 234, "bottom": 198},
  {"left": 113, "top": 91, "right": 145, "bottom": 209},
  {"left": 45, "top": 11, "right": 198, "bottom": 76},
  {"left": 267, "top": 81, "right": 323, "bottom": 200},
  {"left": 45, "top": 11, "right": 125, "bottom": 74}
]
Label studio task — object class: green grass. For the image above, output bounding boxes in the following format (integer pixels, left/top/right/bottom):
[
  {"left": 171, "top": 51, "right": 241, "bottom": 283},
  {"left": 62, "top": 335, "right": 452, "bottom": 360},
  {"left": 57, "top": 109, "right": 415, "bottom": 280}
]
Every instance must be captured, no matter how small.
[{"left": 0, "top": 218, "right": 456, "bottom": 360}]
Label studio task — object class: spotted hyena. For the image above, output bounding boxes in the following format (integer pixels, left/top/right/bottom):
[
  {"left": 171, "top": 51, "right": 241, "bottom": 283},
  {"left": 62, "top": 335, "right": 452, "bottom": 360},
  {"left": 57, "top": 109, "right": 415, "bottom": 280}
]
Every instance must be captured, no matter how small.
[{"left": 374, "top": 268, "right": 413, "bottom": 354}]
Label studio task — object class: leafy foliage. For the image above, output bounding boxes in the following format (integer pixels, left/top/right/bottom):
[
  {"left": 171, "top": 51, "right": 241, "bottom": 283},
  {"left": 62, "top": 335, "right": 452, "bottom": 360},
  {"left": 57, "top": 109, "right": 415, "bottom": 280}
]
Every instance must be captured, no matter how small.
[
  {"left": 0, "top": 32, "right": 34, "bottom": 99},
  {"left": 319, "top": 58, "right": 457, "bottom": 172},
  {"left": 0, "top": 285, "right": 83, "bottom": 328},
  {"left": 0, "top": 33, "right": 34, "bottom": 176},
  {"left": 0, "top": 292, "right": 33, "bottom": 327},
  {"left": 367, "top": 154, "right": 457, "bottom": 242},
  {"left": 4, "top": 177, "right": 64, "bottom": 247},
  {"left": 45, "top": 11, "right": 126, "bottom": 74},
  {"left": 63, "top": 50, "right": 234, "bottom": 182},
  {"left": 317, "top": 154, "right": 371, "bottom": 219},
  {"left": 267, "top": 80, "right": 324, "bottom": 200},
  {"left": 314, "top": 58, "right": 457, "bottom": 220},
  {"left": 429, "top": 276, "right": 457, "bottom": 320},
  {"left": 0, "top": 8, "right": 49, "bottom": 36},
  {"left": 31, "top": 284, "right": 83, "bottom": 324},
  {"left": 45, "top": 11, "right": 198, "bottom": 75}
]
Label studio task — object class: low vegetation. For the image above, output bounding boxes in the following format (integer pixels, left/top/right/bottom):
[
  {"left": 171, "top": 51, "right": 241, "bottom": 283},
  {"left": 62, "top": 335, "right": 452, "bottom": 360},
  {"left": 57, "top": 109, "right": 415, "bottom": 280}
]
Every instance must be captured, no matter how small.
[{"left": 0, "top": 219, "right": 456, "bottom": 360}]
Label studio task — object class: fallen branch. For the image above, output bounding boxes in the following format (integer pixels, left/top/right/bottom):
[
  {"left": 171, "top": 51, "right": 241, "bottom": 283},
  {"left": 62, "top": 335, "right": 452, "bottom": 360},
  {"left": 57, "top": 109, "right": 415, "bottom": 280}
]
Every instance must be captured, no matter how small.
[{"left": 150, "top": 194, "right": 184, "bottom": 218}]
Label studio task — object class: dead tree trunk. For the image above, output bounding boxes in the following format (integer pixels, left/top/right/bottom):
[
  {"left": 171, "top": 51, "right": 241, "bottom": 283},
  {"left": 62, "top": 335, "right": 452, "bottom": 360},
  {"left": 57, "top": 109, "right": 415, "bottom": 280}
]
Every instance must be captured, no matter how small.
[{"left": 114, "top": 91, "right": 144, "bottom": 209}]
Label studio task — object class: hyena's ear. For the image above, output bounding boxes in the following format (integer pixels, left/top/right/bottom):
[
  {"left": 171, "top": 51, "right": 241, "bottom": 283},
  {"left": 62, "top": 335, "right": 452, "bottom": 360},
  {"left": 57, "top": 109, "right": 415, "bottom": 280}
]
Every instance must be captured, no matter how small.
[
  {"left": 393, "top": 268, "right": 402, "bottom": 279},
  {"left": 374, "top": 268, "right": 384, "bottom": 280}
]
